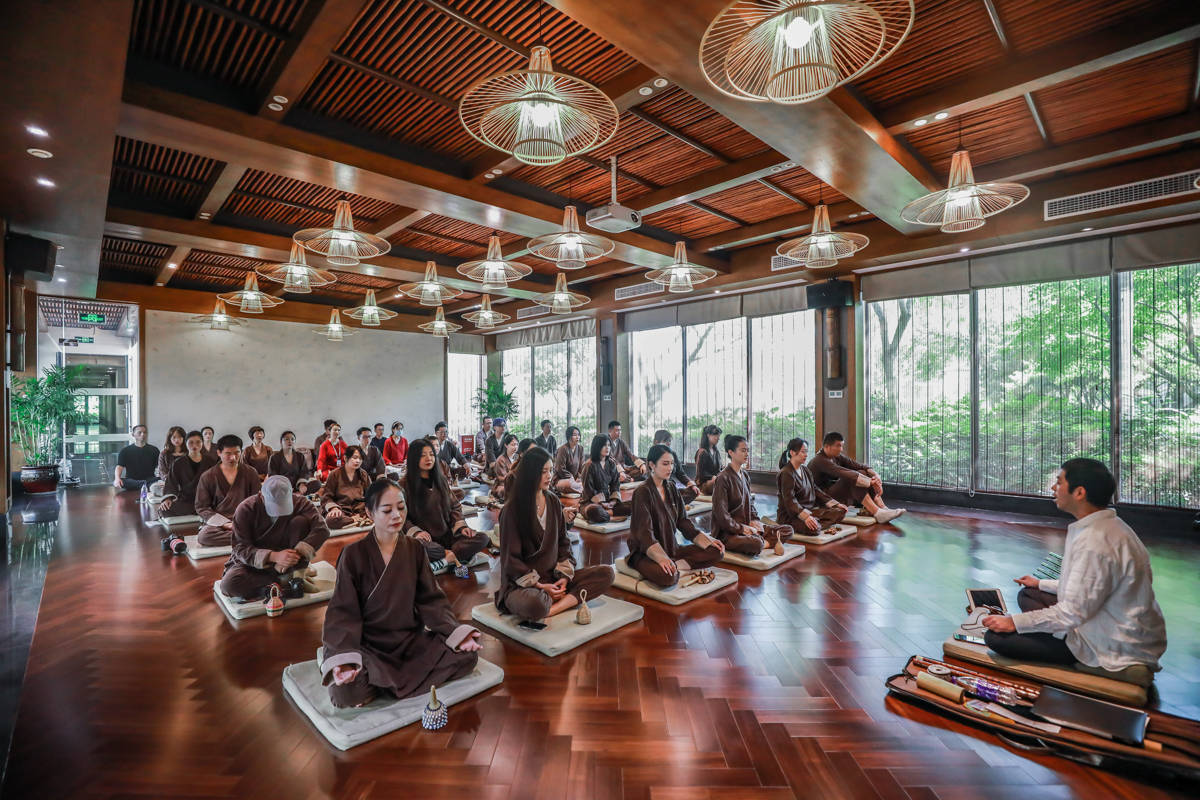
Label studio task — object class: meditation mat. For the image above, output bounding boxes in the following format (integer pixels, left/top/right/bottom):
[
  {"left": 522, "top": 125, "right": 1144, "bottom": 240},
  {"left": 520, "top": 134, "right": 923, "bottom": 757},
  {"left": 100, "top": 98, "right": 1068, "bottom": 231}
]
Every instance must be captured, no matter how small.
[
  {"left": 470, "top": 594, "right": 642, "bottom": 657},
  {"left": 612, "top": 557, "right": 737, "bottom": 606},
  {"left": 941, "top": 637, "right": 1149, "bottom": 707},
  {"left": 720, "top": 542, "right": 805, "bottom": 570},
  {"left": 214, "top": 560, "right": 336, "bottom": 621},
  {"left": 183, "top": 535, "right": 231, "bottom": 561},
  {"left": 283, "top": 656, "right": 504, "bottom": 750},
  {"left": 329, "top": 523, "right": 373, "bottom": 538},
  {"left": 790, "top": 523, "right": 858, "bottom": 546},
  {"left": 694, "top": 494, "right": 713, "bottom": 503},
  {"left": 156, "top": 513, "right": 201, "bottom": 528},
  {"left": 842, "top": 514, "right": 877, "bottom": 526},
  {"left": 572, "top": 516, "right": 631, "bottom": 534},
  {"left": 684, "top": 501, "right": 713, "bottom": 516},
  {"left": 456, "top": 479, "right": 481, "bottom": 490},
  {"left": 619, "top": 480, "right": 645, "bottom": 491},
  {"left": 429, "top": 551, "right": 491, "bottom": 576},
  {"left": 460, "top": 503, "right": 482, "bottom": 517}
]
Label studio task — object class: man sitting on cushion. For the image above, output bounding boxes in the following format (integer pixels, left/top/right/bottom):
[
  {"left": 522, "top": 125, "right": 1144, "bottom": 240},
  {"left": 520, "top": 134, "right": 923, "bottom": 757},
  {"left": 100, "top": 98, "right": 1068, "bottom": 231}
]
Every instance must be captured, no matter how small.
[
  {"left": 606, "top": 420, "right": 645, "bottom": 481},
  {"left": 808, "top": 431, "right": 904, "bottom": 523},
  {"left": 982, "top": 458, "right": 1167, "bottom": 680}
]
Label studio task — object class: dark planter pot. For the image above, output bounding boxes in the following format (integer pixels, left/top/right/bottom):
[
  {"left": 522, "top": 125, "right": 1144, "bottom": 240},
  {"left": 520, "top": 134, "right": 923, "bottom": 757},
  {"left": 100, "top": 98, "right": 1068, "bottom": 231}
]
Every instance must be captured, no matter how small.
[{"left": 20, "top": 464, "right": 60, "bottom": 495}]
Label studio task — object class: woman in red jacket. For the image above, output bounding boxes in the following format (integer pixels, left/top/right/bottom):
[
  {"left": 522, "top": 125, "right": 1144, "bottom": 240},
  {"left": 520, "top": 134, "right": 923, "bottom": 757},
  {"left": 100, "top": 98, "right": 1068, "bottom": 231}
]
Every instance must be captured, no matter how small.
[
  {"left": 316, "top": 421, "right": 348, "bottom": 479},
  {"left": 382, "top": 420, "right": 408, "bottom": 466}
]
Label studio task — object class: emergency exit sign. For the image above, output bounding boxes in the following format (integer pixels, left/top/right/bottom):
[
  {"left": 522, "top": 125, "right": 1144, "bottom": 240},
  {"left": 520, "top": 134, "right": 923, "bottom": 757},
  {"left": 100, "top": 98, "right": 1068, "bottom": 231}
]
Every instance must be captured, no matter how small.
[
  {"left": 79, "top": 312, "right": 105, "bottom": 324},
  {"left": 76, "top": 336, "right": 95, "bottom": 343}
]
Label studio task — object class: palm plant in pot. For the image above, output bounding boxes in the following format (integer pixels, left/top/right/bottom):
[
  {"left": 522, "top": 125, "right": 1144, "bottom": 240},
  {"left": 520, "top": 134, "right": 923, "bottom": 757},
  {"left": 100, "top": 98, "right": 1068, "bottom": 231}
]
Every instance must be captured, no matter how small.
[
  {"left": 10, "top": 365, "right": 88, "bottom": 493},
  {"left": 472, "top": 375, "right": 520, "bottom": 434}
]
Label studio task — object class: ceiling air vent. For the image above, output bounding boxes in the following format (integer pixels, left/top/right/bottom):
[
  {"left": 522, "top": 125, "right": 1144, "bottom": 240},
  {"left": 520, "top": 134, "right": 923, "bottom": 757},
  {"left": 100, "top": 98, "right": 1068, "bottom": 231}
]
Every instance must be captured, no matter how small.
[
  {"left": 516, "top": 304, "right": 548, "bottom": 320},
  {"left": 1044, "top": 169, "right": 1200, "bottom": 221},
  {"left": 771, "top": 253, "right": 804, "bottom": 271},
  {"left": 614, "top": 281, "right": 664, "bottom": 301}
]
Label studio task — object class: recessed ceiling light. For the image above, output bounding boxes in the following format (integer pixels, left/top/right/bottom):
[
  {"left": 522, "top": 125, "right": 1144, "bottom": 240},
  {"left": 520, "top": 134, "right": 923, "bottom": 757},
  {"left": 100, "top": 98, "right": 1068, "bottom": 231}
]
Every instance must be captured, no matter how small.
[
  {"left": 272, "top": 95, "right": 289, "bottom": 104},
  {"left": 55, "top": 244, "right": 64, "bottom": 250},
  {"left": 199, "top": 212, "right": 211, "bottom": 220},
  {"left": 492, "top": 168, "right": 503, "bottom": 175},
  {"left": 1082, "top": 227, "right": 1094, "bottom": 232},
  {"left": 36, "top": 177, "right": 55, "bottom": 187},
  {"left": 638, "top": 86, "right": 653, "bottom": 95},
  {"left": 267, "top": 102, "right": 284, "bottom": 112},
  {"left": 26, "top": 148, "right": 52, "bottom": 158},
  {"left": 653, "top": 78, "right": 668, "bottom": 88},
  {"left": 56, "top": 277, "right": 66, "bottom": 283},
  {"left": 960, "top": 247, "right": 970, "bottom": 253},
  {"left": 934, "top": 112, "right": 949, "bottom": 120},
  {"left": 913, "top": 118, "right": 928, "bottom": 127},
  {"left": 848, "top": 212, "right": 859, "bottom": 218},
  {"left": 155, "top": 282, "right": 164, "bottom": 286},
  {"left": 25, "top": 124, "right": 48, "bottom": 137},
  {"left": 167, "top": 262, "right": 177, "bottom": 269},
  {"left": 714, "top": 289, "right": 721, "bottom": 294}
]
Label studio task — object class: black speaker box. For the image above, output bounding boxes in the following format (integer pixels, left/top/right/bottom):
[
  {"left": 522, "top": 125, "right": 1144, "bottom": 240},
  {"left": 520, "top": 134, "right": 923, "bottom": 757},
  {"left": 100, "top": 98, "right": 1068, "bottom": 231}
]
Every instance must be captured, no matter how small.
[
  {"left": 805, "top": 279, "right": 853, "bottom": 310},
  {"left": 5, "top": 233, "right": 55, "bottom": 283}
]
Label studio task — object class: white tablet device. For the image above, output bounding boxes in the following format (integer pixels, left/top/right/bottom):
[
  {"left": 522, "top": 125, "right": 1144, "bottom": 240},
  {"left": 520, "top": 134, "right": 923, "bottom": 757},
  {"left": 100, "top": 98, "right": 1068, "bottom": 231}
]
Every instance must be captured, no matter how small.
[{"left": 966, "top": 588, "right": 1006, "bottom": 613}]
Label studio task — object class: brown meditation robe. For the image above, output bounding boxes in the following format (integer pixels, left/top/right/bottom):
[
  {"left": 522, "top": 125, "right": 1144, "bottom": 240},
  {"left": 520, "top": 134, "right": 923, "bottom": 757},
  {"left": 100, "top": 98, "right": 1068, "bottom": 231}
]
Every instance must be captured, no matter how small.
[
  {"left": 776, "top": 463, "right": 847, "bottom": 530},
  {"left": 807, "top": 451, "right": 877, "bottom": 505},
  {"left": 161, "top": 451, "right": 217, "bottom": 516},
  {"left": 241, "top": 444, "right": 273, "bottom": 477},
  {"left": 710, "top": 465, "right": 764, "bottom": 556},
  {"left": 320, "top": 534, "right": 478, "bottom": 704},
  {"left": 156, "top": 448, "right": 186, "bottom": 480},
  {"left": 195, "top": 463, "right": 262, "bottom": 546},
  {"left": 359, "top": 444, "right": 386, "bottom": 479},
  {"left": 219, "top": 493, "right": 330, "bottom": 599},
  {"left": 694, "top": 447, "right": 722, "bottom": 492},
  {"left": 403, "top": 475, "right": 490, "bottom": 565},
  {"left": 490, "top": 453, "right": 514, "bottom": 499},
  {"left": 581, "top": 458, "right": 620, "bottom": 503},
  {"left": 627, "top": 480, "right": 721, "bottom": 585},
  {"left": 321, "top": 467, "right": 371, "bottom": 516},
  {"left": 608, "top": 436, "right": 643, "bottom": 476},
  {"left": 267, "top": 450, "right": 317, "bottom": 493},
  {"left": 553, "top": 443, "right": 584, "bottom": 482}
]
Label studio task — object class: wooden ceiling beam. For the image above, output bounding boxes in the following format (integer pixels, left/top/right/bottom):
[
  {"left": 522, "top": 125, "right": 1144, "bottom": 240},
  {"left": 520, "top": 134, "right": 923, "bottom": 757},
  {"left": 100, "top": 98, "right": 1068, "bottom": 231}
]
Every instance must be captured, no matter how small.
[
  {"left": 369, "top": 207, "right": 431, "bottom": 238},
  {"left": 119, "top": 82, "right": 721, "bottom": 272},
  {"left": 153, "top": 245, "right": 190, "bottom": 287},
  {"left": 691, "top": 201, "right": 863, "bottom": 252},
  {"left": 881, "top": 9, "right": 1200, "bottom": 134},
  {"left": 195, "top": 164, "right": 247, "bottom": 221},
  {"left": 628, "top": 151, "right": 794, "bottom": 214}
]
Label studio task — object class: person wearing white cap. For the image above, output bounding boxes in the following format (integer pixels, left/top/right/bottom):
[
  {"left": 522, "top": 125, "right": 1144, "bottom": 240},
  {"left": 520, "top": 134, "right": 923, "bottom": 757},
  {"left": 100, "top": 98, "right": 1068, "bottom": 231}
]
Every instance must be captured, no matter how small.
[{"left": 219, "top": 475, "right": 331, "bottom": 601}]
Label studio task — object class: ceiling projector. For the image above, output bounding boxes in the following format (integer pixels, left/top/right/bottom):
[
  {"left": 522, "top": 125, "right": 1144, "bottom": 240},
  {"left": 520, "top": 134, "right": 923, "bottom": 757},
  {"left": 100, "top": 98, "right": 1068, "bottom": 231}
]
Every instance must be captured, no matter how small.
[{"left": 586, "top": 155, "right": 642, "bottom": 233}]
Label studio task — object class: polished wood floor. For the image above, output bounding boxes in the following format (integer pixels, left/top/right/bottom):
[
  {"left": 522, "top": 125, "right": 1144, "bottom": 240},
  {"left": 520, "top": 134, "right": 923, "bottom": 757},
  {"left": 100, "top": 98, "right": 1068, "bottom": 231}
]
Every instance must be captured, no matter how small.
[{"left": 3, "top": 486, "right": 1198, "bottom": 799}]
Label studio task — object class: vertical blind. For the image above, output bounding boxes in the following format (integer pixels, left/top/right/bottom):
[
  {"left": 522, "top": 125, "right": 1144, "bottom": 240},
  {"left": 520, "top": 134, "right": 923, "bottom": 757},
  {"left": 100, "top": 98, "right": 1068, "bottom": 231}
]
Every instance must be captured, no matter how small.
[
  {"left": 501, "top": 338, "right": 598, "bottom": 441},
  {"left": 446, "top": 353, "right": 485, "bottom": 440},
  {"left": 629, "top": 327, "right": 684, "bottom": 455},
  {"left": 501, "top": 347, "right": 533, "bottom": 439},
  {"left": 750, "top": 311, "right": 817, "bottom": 469}
]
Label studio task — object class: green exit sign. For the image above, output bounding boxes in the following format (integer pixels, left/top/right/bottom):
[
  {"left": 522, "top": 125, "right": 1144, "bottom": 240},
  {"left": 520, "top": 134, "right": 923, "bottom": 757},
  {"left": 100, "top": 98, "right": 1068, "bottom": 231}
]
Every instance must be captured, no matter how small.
[
  {"left": 76, "top": 336, "right": 94, "bottom": 344},
  {"left": 78, "top": 312, "right": 105, "bottom": 324}
]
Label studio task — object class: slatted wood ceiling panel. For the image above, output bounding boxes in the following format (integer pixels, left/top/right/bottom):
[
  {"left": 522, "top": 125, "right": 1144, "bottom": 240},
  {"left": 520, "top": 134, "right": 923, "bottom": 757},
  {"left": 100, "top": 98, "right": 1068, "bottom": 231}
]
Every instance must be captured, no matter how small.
[
  {"left": 768, "top": 166, "right": 850, "bottom": 207},
  {"left": 110, "top": 136, "right": 220, "bottom": 212},
  {"left": 298, "top": 0, "right": 635, "bottom": 161},
  {"left": 642, "top": 204, "right": 739, "bottom": 239},
  {"left": 995, "top": 0, "right": 1172, "bottom": 55},
  {"left": 1033, "top": 44, "right": 1194, "bottom": 144},
  {"left": 99, "top": 236, "right": 175, "bottom": 285},
  {"left": 700, "top": 180, "right": 805, "bottom": 224},
  {"left": 637, "top": 87, "right": 771, "bottom": 161},
  {"left": 40, "top": 298, "right": 136, "bottom": 331},
  {"left": 129, "top": 0, "right": 306, "bottom": 91},
  {"left": 904, "top": 96, "right": 1045, "bottom": 175},
  {"left": 175, "top": 249, "right": 272, "bottom": 290},
  {"left": 220, "top": 169, "right": 401, "bottom": 228},
  {"left": 391, "top": 215, "right": 525, "bottom": 262},
  {"left": 851, "top": 0, "right": 1008, "bottom": 108}
]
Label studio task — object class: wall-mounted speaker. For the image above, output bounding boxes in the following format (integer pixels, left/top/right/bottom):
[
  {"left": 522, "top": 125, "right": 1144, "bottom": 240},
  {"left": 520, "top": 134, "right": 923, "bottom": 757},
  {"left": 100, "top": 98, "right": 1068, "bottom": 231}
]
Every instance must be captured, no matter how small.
[
  {"left": 4, "top": 233, "right": 55, "bottom": 283},
  {"left": 806, "top": 279, "right": 853, "bottom": 310}
]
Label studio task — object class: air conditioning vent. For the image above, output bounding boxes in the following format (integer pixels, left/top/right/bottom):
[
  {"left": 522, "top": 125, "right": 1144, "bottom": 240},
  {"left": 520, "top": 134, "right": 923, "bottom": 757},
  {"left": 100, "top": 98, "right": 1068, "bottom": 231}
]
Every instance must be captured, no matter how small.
[
  {"left": 1044, "top": 169, "right": 1200, "bottom": 220},
  {"left": 771, "top": 253, "right": 804, "bottom": 271},
  {"left": 516, "top": 305, "right": 548, "bottom": 320},
  {"left": 614, "top": 281, "right": 664, "bottom": 301}
]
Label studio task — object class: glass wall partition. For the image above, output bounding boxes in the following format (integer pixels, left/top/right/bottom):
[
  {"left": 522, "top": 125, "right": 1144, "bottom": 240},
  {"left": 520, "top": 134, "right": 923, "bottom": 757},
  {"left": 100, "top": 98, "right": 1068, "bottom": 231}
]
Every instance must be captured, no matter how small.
[
  {"left": 500, "top": 347, "right": 533, "bottom": 439},
  {"left": 684, "top": 318, "right": 748, "bottom": 463},
  {"left": 499, "top": 336, "right": 598, "bottom": 442},
  {"left": 446, "top": 353, "right": 485, "bottom": 441},
  {"left": 750, "top": 311, "right": 817, "bottom": 469},
  {"left": 629, "top": 327, "right": 684, "bottom": 456}
]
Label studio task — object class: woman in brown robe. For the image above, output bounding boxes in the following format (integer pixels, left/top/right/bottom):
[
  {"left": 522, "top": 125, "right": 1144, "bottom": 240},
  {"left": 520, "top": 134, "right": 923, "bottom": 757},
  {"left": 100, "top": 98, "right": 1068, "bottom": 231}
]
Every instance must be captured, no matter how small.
[
  {"left": 242, "top": 426, "right": 273, "bottom": 479},
  {"left": 268, "top": 430, "right": 321, "bottom": 495},
  {"left": 693, "top": 424, "right": 723, "bottom": 495},
  {"left": 627, "top": 445, "right": 724, "bottom": 586},
  {"left": 652, "top": 429, "right": 701, "bottom": 503},
  {"left": 777, "top": 438, "right": 848, "bottom": 532},
  {"left": 552, "top": 426, "right": 584, "bottom": 494},
  {"left": 321, "top": 445, "right": 371, "bottom": 529},
  {"left": 496, "top": 448, "right": 614, "bottom": 622},
  {"left": 159, "top": 430, "right": 216, "bottom": 517},
  {"left": 403, "top": 439, "right": 491, "bottom": 567},
  {"left": 489, "top": 434, "right": 518, "bottom": 502},
  {"left": 580, "top": 435, "right": 631, "bottom": 523},
  {"left": 710, "top": 434, "right": 770, "bottom": 557},
  {"left": 321, "top": 478, "right": 482, "bottom": 708},
  {"left": 156, "top": 426, "right": 187, "bottom": 480}
]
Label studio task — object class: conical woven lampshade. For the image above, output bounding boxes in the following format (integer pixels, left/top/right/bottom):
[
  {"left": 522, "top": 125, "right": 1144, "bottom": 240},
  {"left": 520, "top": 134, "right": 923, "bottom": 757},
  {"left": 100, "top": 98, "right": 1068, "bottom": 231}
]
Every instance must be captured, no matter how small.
[
  {"left": 345, "top": 290, "right": 398, "bottom": 326},
  {"left": 293, "top": 199, "right": 390, "bottom": 266},
  {"left": 777, "top": 204, "right": 869, "bottom": 268},
  {"left": 397, "top": 262, "right": 463, "bottom": 307},
  {"left": 462, "top": 295, "right": 511, "bottom": 330},
  {"left": 900, "top": 149, "right": 1029, "bottom": 234},
  {"left": 188, "top": 299, "right": 243, "bottom": 331},
  {"left": 528, "top": 206, "right": 613, "bottom": 269},
  {"left": 418, "top": 306, "right": 463, "bottom": 338},
  {"left": 313, "top": 309, "right": 353, "bottom": 341},
  {"left": 457, "top": 235, "right": 532, "bottom": 291},
  {"left": 257, "top": 243, "right": 336, "bottom": 293},
  {"left": 217, "top": 273, "right": 283, "bottom": 314},
  {"left": 533, "top": 273, "right": 590, "bottom": 314},
  {"left": 645, "top": 242, "right": 718, "bottom": 294}
]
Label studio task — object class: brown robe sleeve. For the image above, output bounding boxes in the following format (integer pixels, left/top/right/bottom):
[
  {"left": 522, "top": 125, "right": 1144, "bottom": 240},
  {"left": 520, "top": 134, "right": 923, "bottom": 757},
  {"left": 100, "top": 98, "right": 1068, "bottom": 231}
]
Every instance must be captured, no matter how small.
[
  {"left": 777, "top": 468, "right": 803, "bottom": 522},
  {"left": 446, "top": 485, "right": 467, "bottom": 534},
  {"left": 672, "top": 485, "right": 702, "bottom": 540},
  {"left": 548, "top": 494, "right": 575, "bottom": 578},
  {"left": 412, "top": 543, "right": 464, "bottom": 638},
  {"left": 321, "top": 545, "right": 366, "bottom": 678},
  {"left": 498, "top": 501, "right": 539, "bottom": 588},
  {"left": 320, "top": 469, "right": 342, "bottom": 512},
  {"left": 710, "top": 469, "right": 739, "bottom": 537},
  {"left": 553, "top": 445, "right": 573, "bottom": 481},
  {"left": 294, "top": 495, "right": 331, "bottom": 559},
  {"left": 581, "top": 461, "right": 606, "bottom": 502},
  {"left": 195, "top": 469, "right": 218, "bottom": 522}
]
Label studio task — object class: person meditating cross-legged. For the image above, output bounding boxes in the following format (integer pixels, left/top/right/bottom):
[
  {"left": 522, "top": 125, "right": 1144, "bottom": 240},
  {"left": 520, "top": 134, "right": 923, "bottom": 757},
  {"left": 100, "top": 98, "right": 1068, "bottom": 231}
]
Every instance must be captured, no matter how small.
[
  {"left": 495, "top": 448, "right": 614, "bottom": 623},
  {"left": 488, "top": 433, "right": 518, "bottom": 502},
  {"left": 776, "top": 438, "right": 847, "bottom": 532},
  {"left": 433, "top": 422, "right": 470, "bottom": 480},
  {"left": 403, "top": 439, "right": 491, "bottom": 568},
  {"left": 269, "top": 430, "right": 321, "bottom": 496},
  {"left": 808, "top": 432, "right": 904, "bottom": 523},
  {"left": 552, "top": 426, "right": 584, "bottom": 495},
  {"left": 321, "top": 445, "right": 372, "bottom": 529},
  {"left": 219, "top": 475, "right": 330, "bottom": 601},
  {"left": 355, "top": 427, "right": 387, "bottom": 479},
  {"left": 694, "top": 424, "right": 723, "bottom": 495},
  {"left": 606, "top": 420, "right": 645, "bottom": 481},
  {"left": 156, "top": 426, "right": 187, "bottom": 482},
  {"left": 321, "top": 478, "right": 483, "bottom": 709},
  {"left": 580, "top": 434, "right": 631, "bottom": 524},
  {"left": 710, "top": 435, "right": 769, "bottom": 557},
  {"left": 113, "top": 424, "right": 159, "bottom": 492},
  {"left": 508, "top": 441, "right": 578, "bottom": 526},
  {"left": 195, "top": 434, "right": 262, "bottom": 546},
  {"left": 652, "top": 429, "right": 700, "bottom": 503},
  {"left": 159, "top": 430, "right": 216, "bottom": 517},
  {"left": 981, "top": 459, "right": 1167, "bottom": 678},
  {"left": 243, "top": 426, "right": 273, "bottom": 480},
  {"left": 627, "top": 445, "right": 724, "bottom": 587}
]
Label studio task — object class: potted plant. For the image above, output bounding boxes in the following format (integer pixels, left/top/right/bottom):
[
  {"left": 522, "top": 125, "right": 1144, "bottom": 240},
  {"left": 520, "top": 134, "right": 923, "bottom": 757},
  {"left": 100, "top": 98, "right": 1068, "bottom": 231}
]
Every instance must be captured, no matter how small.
[
  {"left": 9, "top": 365, "right": 87, "bottom": 494},
  {"left": 472, "top": 374, "right": 520, "bottom": 425}
]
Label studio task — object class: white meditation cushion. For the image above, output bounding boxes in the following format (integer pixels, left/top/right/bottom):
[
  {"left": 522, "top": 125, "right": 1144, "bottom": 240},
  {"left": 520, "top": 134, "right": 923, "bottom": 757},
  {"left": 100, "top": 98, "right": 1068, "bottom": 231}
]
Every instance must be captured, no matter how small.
[
  {"left": 183, "top": 535, "right": 231, "bottom": 561},
  {"left": 470, "top": 593, "right": 642, "bottom": 657},
  {"left": 720, "top": 542, "right": 805, "bottom": 570},
  {"left": 612, "top": 557, "right": 737, "bottom": 605},
  {"left": 214, "top": 560, "right": 336, "bottom": 621}
]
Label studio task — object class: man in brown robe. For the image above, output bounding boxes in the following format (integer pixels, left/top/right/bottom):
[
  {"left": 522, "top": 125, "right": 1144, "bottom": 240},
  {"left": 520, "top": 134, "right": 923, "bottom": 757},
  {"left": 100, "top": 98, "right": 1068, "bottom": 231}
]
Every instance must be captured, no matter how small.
[
  {"left": 606, "top": 420, "right": 645, "bottom": 480},
  {"left": 808, "top": 432, "right": 904, "bottom": 523},
  {"left": 627, "top": 478, "right": 722, "bottom": 586},
  {"left": 496, "top": 491, "right": 613, "bottom": 622},
  {"left": 355, "top": 427, "right": 387, "bottom": 479},
  {"left": 219, "top": 476, "right": 330, "bottom": 600},
  {"left": 710, "top": 435, "right": 770, "bottom": 556},
  {"left": 195, "top": 434, "right": 262, "bottom": 546}
]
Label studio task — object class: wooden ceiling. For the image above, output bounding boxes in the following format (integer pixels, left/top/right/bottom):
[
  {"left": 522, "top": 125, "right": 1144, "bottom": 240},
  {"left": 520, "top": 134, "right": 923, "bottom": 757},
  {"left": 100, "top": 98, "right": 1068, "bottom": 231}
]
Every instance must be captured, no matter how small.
[{"left": 87, "top": 0, "right": 1200, "bottom": 326}]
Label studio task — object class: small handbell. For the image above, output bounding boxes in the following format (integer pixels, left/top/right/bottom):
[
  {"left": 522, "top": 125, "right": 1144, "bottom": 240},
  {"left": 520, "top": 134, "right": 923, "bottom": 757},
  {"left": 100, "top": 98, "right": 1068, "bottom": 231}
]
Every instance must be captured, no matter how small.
[
  {"left": 575, "top": 589, "right": 591, "bottom": 625},
  {"left": 264, "top": 583, "right": 285, "bottom": 617},
  {"left": 422, "top": 684, "right": 448, "bottom": 730},
  {"left": 774, "top": 538, "right": 785, "bottom": 556}
]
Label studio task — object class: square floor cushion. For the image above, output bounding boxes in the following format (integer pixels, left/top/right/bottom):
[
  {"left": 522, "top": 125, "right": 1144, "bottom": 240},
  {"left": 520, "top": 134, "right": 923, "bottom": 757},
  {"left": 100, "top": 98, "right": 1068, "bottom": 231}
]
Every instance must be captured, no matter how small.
[
  {"left": 328, "top": 523, "right": 373, "bottom": 537},
  {"left": 214, "top": 560, "right": 336, "bottom": 620},
  {"left": 429, "top": 551, "right": 491, "bottom": 576},
  {"left": 283, "top": 655, "right": 504, "bottom": 750},
  {"left": 183, "top": 535, "right": 230, "bottom": 561},
  {"left": 720, "top": 542, "right": 805, "bottom": 570},
  {"left": 612, "top": 557, "right": 738, "bottom": 605},
  {"left": 572, "top": 516, "right": 632, "bottom": 534},
  {"left": 789, "top": 523, "right": 858, "bottom": 546},
  {"left": 155, "top": 514, "right": 201, "bottom": 528},
  {"left": 470, "top": 593, "right": 642, "bottom": 657}
]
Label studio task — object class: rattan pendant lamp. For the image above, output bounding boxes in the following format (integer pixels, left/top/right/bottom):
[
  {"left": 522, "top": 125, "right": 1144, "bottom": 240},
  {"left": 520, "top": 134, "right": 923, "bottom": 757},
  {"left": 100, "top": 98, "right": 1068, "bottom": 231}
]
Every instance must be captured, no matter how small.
[
  {"left": 646, "top": 241, "right": 719, "bottom": 294},
  {"left": 189, "top": 299, "right": 243, "bottom": 331},
  {"left": 419, "top": 306, "right": 463, "bottom": 338},
  {"left": 900, "top": 148, "right": 1029, "bottom": 233},
  {"left": 314, "top": 309, "right": 353, "bottom": 341},
  {"left": 533, "top": 273, "right": 590, "bottom": 314},
  {"left": 257, "top": 243, "right": 336, "bottom": 293},
  {"left": 397, "top": 262, "right": 463, "bottom": 307},
  {"left": 463, "top": 295, "right": 511, "bottom": 330},
  {"left": 345, "top": 290, "right": 398, "bottom": 327},
  {"left": 528, "top": 205, "right": 613, "bottom": 269},
  {"left": 457, "top": 234, "right": 532, "bottom": 292},
  {"left": 700, "top": 1, "right": 914, "bottom": 104},
  {"left": 293, "top": 199, "right": 390, "bottom": 266},
  {"left": 777, "top": 202, "right": 868, "bottom": 268},
  {"left": 217, "top": 273, "right": 284, "bottom": 314}
]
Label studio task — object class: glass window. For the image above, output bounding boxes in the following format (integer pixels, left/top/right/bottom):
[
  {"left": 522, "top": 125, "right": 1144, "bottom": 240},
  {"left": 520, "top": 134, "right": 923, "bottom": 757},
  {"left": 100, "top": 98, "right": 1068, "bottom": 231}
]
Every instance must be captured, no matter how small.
[
  {"left": 977, "top": 277, "right": 1111, "bottom": 495},
  {"left": 568, "top": 336, "right": 597, "bottom": 432},
  {"left": 866, "top": 295, "right": 971, "bottom": 490},
  {"left": 501, "top": 347, "right": 533, "bottom": 439},
  {"left": 630, "top": 327, "right": 684, "bottom": 456},
  {"left": 749, "top": 311, "right": 817, "bottom": 471},
  {"left": 1118, "top": 263, "right": 1200, "bottom": 507},
  {"left": 446, "top": 353, "right": 485, "bottom": 441},
  {"left": 532, "top": 341, "right": 570, "bottom": 436},
  {"left": 684, "top": 318, "right": 747, "bottom": 461}
]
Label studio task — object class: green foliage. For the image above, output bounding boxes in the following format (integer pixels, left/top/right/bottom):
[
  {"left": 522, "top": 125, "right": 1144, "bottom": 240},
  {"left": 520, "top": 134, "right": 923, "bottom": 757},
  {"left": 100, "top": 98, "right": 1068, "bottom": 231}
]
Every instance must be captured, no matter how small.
[
  {"left": 472, "top": 375, "right": 520, "bottom": 427},
  {"left": 10, "top": 365, "right": 90, "bottom": 466}
]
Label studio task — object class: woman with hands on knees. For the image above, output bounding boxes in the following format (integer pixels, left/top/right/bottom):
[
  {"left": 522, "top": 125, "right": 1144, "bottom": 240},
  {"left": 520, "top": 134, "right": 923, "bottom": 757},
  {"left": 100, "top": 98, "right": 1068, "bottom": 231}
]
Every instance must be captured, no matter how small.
[{"left": 776, "top": 438, "right": 847, "bottom": 533}]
